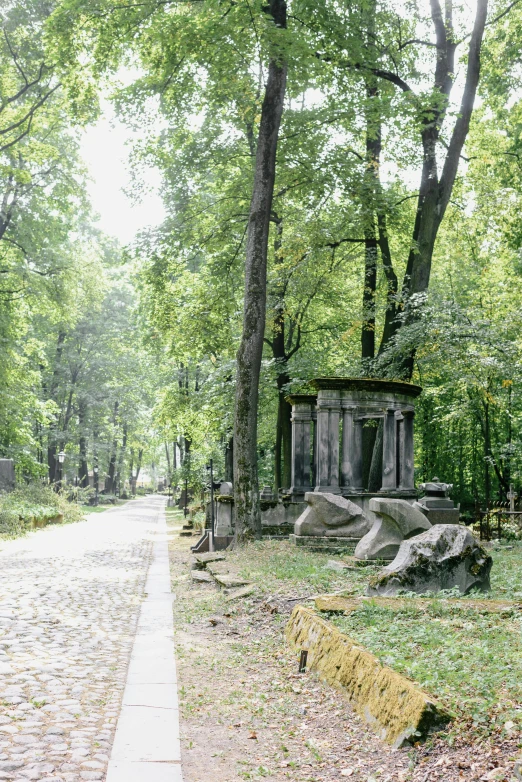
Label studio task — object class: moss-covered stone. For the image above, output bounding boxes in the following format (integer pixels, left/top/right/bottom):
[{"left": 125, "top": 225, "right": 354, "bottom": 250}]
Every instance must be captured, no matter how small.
[
  {"left": 367, "top": 525, "right": 492, "bottom": 596},
  {"left": 315, "top": 594, "right": 520, "bottom": 616},
  {"left": 285, "top": 605, "right": 451, "bottom": 748}
]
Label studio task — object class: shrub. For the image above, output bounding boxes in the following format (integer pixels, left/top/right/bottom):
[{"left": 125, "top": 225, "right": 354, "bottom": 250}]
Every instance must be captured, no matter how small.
[{"left": 0, "top": 482, "right": 84, "bottom": 537}]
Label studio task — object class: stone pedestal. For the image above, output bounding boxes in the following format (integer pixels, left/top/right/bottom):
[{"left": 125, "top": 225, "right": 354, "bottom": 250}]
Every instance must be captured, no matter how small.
[
  {"left": 215, "top": 497, "right": 234, "bottom": 536},
  {"left": 414, "top": 479, "right": 460, "bottom": 524}
]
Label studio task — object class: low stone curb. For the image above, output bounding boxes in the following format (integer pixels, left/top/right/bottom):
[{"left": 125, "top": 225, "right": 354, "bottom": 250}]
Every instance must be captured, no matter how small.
[
  {"left": 314, "top": 594, "right": 521, "bottom": 616},
  {"left": 285, "top": 605, "right": 451, "bottom": 748}
]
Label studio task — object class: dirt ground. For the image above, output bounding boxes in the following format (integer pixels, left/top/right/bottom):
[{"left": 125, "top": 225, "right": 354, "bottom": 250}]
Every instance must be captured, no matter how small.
[{"left": 167, "top": 517, "right": 521, "bottom": 782}]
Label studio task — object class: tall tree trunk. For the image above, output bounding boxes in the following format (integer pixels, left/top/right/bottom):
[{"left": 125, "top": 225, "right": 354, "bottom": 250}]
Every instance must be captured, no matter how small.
[
  {"left": 375, "top": 0, "right": 488, "bottom": 377},
  {"left": 135, "top": 448, "right": 143, "bottom": 482},
  {"left": 165, "top": 441, "right": 171, "bottom": 486},
  {"left": 274, "top": 371, "right": 292, "bottom": 492},
  {"left": 270, "top": 217, "right": 294, "bottom": 493},
  {"left": 484, "top": 400, "right": 491, "bottom": 511},
  {"left": 93, "top": 428, "right": 99, "bottom": 496},
  {"left": 47, "top": 330, "right": 66, "bottom": 483},
  {"left": 106, "top": 401, "right": 119, "bottom": 493},
  {"left": 115, "top": 422, "right": 127, "bottom": 496},
  {"left": 78, "top": 398, "right": 89, "bottom": 487},
  {"left": 233, "top": 0, "right": 287, "bottom": 540},
  {"left": 361, "top": 59, "right": 379, "bottom": 365}
]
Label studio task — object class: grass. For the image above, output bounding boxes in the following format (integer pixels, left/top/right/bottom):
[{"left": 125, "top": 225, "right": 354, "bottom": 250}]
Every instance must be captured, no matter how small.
[
  {"left": 324, "top": 541, "right": 522, "bottom": 740},
  {"left": 169, "top": 511, "right": 522, "bottom": 745},
  {"left": 217, "top": 535, "right": 522, "bottom": 733}
]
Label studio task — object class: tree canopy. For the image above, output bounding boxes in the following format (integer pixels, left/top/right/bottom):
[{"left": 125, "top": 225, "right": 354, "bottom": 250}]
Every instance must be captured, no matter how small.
[{"left": 1, "top": 0, "right": 522, "bottom": 522}]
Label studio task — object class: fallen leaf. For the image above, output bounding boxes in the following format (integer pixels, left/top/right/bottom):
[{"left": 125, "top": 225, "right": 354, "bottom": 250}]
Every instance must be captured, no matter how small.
[{"left": 248, "top": 731, "right": 258, "bottom": 740}]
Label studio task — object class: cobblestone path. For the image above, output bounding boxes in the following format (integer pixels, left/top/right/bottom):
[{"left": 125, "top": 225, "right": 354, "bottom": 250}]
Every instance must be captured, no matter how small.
[{"left": 0, "top": 496, "right": 165, "bottom": 782}]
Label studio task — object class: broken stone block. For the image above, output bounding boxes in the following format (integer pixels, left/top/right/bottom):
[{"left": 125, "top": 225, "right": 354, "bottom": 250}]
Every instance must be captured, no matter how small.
[
  {"left": 355, "top": 498, "right": 431, "bottom": 561},
  {"left": 191, "top": 571, "right": 214, "bottom": 583},
  {"left": 213, "top": 573, "right": 251, "bottom": 588},
  {"left": 367, "top": 524, "right": 492, "bottom": 596},
  {"left": 286, "top": 605, "right": 451, "bottom": 747},
  {"left": 206, "top": 561, "right": 230, "bottom": 576},
  {"left": 294, "top": 492, "right": 372, "bottom": 538},
  {"left": 225, "top": 585, "right": 256, "bottom": 600},
  {"left": 193, "top": 552, "right": 226, "bottom": 566}
]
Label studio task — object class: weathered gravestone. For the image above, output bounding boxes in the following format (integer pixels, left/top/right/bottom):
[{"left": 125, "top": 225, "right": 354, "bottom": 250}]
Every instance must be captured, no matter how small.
[
  {"left": 215, "top": 481, "right": 234, "bottom": 536},
  {"left": 0, "top": 460, "right": 15, "bottom": 492},
  {"left": 367, "top": 524, "right": 492, "bottom": 596},
  {"left": 413, "top": 478, "right": 460, "bottom": 525}
]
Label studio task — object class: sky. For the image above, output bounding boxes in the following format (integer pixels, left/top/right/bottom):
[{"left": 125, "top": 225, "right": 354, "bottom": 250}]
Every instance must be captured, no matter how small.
[{"left": 79, "top": 101, "right": 166, "bottom": 246}]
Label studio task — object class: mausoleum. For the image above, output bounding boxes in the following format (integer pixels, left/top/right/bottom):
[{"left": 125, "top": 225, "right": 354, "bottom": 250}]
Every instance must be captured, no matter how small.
[{"left": 288, "top": 378, "right": 421, "bottom": 499}]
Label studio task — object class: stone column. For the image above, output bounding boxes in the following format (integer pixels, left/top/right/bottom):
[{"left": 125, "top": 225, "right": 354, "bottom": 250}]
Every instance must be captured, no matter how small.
[
  {"left": 311, "top": 409, "right": 317, "bottom": 488},
  {"left": 341, "top": 405, "right": 364, "bottom": 492},
  {"left": 314, "top": 389, "right": 341, "bottom": 493},
  {"left": 352, "top": 418, "right": 364, "bottom": 491},
  {"left": 289, "top": 398, "right": 314, "bottom": 498},
  {"left": 399, "top": 410, "right": 415, "bottom": 489},
  {"left": 381, "top": 408, "right": 397, "bottom": 491}
]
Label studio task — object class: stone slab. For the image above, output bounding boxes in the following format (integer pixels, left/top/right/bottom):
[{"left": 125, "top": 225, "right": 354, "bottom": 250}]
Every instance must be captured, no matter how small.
[
  {"left": 191, "top": 570, "right": 214, "bottom": 583},
  {"left": 213, "top": 573, "right": 251, "bottom": 588},
  {"left": 106, "top": 761, "right": 183, "bottom": 782},
  {"left": 206, "top": 561, "right": 230, "bottom": 575},
  {"left": 194, "top": 552, "right": 226, "bottom": 564},
  {"left": 286, "top": 605, "right": 450, "bottom": 748},
  {"left": 225, "top": 585, "right": 256, "bottom": 600},
  {"left": 122, "top": 683, "right": 179, "bottom": 709},
  {"left": 109, "top": 705, "right": 181, "bottom": 762},
  {"left": 126, "top": 656, "right": 177, "bottom": 686}
]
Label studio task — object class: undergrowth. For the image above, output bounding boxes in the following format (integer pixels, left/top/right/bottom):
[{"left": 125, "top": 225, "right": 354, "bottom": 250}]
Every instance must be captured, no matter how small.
[{"left": 0, "top": 483, "right": 84, "bottom": 537}]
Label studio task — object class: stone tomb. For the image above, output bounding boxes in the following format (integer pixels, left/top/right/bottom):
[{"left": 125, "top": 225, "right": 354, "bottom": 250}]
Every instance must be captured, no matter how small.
[{"left": 289, "top": 378, "right": 422, "bottom": 549}]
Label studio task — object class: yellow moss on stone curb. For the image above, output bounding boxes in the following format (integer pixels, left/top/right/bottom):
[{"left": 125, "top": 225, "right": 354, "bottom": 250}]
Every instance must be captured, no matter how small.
[{"left": 285, "top": 605, "right": 451, "bottom": 748}]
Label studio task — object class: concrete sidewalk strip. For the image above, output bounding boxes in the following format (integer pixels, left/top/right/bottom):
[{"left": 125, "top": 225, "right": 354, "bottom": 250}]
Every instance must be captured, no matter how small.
[
  {"left": 105, "top": 761, "right": 183, "bottom": 782},
  {"left": 106, "top": 501, "right": 183, "bottom": 781}
]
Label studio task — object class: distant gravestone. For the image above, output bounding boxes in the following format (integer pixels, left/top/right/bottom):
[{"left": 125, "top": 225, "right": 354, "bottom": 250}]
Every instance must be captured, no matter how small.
[{"left": 0, "top": 460, "right": 15, "bottom": 492}]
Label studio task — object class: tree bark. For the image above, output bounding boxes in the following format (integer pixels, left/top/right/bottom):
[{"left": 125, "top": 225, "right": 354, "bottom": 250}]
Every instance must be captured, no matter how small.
[
  {"left": 106, "top": 401, "right": 119, "bottom": 493},
  {"left": 115, "top": 422, "right": 127, "bottom": 496},
  {"left": 47, "top": 330, "right": 66, "bottom": 483},
  {"left": 233, "top": 0, "right": 287, "bottom": 540},
  {"left": 78, "top": 398, "right": 89, "bottom": 487}
]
